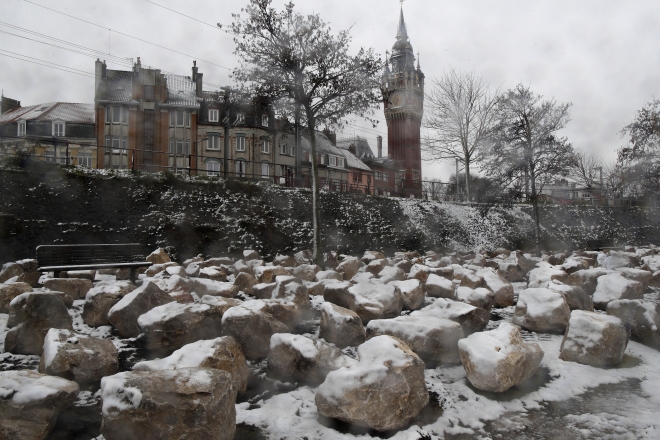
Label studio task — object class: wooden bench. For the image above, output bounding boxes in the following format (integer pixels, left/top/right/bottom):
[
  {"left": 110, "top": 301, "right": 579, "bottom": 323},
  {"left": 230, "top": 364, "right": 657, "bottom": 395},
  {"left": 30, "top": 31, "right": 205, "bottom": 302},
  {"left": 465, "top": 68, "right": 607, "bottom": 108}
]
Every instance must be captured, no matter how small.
[{"left": 37, "top": 244, "right": 153, "bottom": 283}]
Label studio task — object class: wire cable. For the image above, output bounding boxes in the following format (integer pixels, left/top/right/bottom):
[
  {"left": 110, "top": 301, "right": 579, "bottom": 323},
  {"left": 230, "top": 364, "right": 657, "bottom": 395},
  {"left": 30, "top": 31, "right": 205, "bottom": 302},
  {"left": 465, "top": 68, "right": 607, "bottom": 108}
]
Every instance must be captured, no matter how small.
[
  {"left": 142, "top": 0, "right": 238, "bottom": 36},
  {"left": 0, "top": 51, "right": 95, "bottom": 78}
]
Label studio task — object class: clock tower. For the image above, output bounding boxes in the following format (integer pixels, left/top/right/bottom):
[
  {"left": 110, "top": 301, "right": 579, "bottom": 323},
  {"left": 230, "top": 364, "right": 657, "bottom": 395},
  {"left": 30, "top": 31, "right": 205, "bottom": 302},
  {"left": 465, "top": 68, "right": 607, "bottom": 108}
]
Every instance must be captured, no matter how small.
[{"left": 381, "top": 6, "right": 424, "bottom": 197}]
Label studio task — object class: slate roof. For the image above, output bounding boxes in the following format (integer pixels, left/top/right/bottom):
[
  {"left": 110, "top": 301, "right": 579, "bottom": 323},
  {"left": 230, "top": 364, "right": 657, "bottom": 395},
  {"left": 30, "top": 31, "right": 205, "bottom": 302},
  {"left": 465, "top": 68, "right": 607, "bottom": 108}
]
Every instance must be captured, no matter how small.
[
  {"left": 336, "top": 136, "right": 376, "bottom": 160},
  {"left": 341, "top": 148, "right": 373, "bottom": 172},
  {"left": 0, "top": 103, "right": 94, "bottom": 124},
  {"left": 300, "top": 131, "right": 345, "bottom": 156},
  {"left": 164, "top": 74, "right": 198, "bottom": 107},
  {"left": 97, "top": 70, "right": 136, "bottom": 103}
]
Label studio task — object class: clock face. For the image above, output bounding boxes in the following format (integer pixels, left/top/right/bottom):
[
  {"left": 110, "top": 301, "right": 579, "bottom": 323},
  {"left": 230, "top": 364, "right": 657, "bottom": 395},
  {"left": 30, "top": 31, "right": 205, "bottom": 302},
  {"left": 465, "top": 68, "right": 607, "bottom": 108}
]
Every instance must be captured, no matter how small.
[{"left": 390, "top": 94, "right": 402, "bottom": 106}]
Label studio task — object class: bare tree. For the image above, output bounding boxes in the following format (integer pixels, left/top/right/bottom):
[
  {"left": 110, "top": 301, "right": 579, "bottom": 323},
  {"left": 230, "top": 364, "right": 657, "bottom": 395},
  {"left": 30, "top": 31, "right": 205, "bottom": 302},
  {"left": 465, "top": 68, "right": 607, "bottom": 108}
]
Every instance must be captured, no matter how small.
[
  {"left": 422, "top": 69, "right": 499, "bottom": 202},
  {"left": 231, "top": 0, "right": 381, "bottom": 261},
  {"left": 484, "top": 83, "right": 574, "bottom": 254},
  {"left": 571, "top": 148, "right": 604, "bottom": 189}
]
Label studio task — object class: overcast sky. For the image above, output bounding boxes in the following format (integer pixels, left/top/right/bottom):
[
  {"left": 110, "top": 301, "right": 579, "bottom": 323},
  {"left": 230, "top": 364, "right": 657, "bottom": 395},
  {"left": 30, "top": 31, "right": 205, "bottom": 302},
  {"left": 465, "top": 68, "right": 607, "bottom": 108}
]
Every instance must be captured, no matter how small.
[{"left": 1, "top": 0, "right": 659, "bottom": 180}]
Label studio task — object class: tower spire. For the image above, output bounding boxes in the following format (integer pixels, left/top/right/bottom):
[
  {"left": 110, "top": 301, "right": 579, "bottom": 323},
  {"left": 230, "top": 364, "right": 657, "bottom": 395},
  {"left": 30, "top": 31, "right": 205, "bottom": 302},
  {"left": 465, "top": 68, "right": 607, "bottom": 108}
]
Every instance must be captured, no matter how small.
[{"left": 396, "top": 3, "right": 408, "bottom": 41}]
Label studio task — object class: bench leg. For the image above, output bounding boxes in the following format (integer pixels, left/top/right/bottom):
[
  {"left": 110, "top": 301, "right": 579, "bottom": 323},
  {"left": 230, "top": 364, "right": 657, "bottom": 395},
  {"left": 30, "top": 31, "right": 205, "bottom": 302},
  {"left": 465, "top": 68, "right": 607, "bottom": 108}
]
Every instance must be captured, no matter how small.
[
  {"left": 130, "top": 268, "right": 137, "bottom": 284},
  {"left": 54, "top": 270, "right": 61, "bottom": 279}
]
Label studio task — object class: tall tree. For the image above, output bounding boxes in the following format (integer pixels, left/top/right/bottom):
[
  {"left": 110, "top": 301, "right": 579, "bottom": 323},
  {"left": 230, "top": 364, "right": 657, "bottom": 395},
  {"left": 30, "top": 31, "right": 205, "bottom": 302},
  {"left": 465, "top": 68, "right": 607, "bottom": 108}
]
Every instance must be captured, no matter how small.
[
  {"left": 422, "top": 69, "right": 499, "bottom": 202},
  {"left": 484, "top": 84, "right": 574, "bottom": 253},
  {"left": 231, "top": 0, "right": 381, "bottom": 261},
  {"left": 570, "top": 148, "right": 604, "bottom": 189}
]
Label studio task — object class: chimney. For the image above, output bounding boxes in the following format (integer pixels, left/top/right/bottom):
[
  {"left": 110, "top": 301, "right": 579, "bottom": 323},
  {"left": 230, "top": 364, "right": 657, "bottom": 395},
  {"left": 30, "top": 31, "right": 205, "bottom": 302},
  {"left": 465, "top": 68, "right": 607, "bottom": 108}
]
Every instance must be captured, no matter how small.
[
  {"left": 192, "top": 60, "right": 198, "bottom": 82},
  {"left": 95, "top": 59, "right": 106, "bottom": 99},
  {"left": 349, "top": 144, "right": 357, "bottom": 155},
  {"left": 196, "top": 72, "right": 203, "bottom": 99},
  {"left": 322, "top": 128, "right": 336, "bottom": 145},
  {"left": 1, "top": 96, "right": 21, "bottom": 115},
  {"left": 133, "top": 57, "right": 141, "bottom": 74},
  {"left": 377, "top": 135, "right": 383, "bottom": 158}
]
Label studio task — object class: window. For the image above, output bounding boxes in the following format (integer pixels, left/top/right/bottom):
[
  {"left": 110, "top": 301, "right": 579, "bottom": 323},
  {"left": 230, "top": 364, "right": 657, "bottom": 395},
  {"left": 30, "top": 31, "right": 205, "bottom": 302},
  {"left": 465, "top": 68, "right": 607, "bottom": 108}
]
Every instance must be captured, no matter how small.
[
  {"left": 261, "top": 162, "right": 270, "bottom": 178},
  {"left": 262, "top": 114, "right": 269, "bottom": 127},
  {"left": 303, "top": 151, "right": 310, "bottom": 162},
  {"left": 337, "top": 157, "right": 344, "bottom": 167},
  {"left": 262, "top": 138, "right": 270, "bottom": 154},
  {"left": 582, "top": 193, "right": 591, "bottom": 198},
  {"left": 108, "top": 107, "right": 127, "bottom": 124},
  {"left": 236, "top": 160, "right": 246, "bottom": 177},
  {"left": 208, "top": 135, "right": 221, "bottom": 150},
  {"left": 318, "top": 154, "right": 326, "bottom": 165},
  {"left": 144, "top": 109, "right": 154, "bottom": 146},
  {"left": 105, "top": 135, "right": 125, "bottom": 153},
  {"left": 383, "top": 172, "right": 388, "bottom": 182},
  {"left": 77, "top": 152, "right": 92, "bottom": 167},
  {"left": 375, "top": 171, "right": 382, "bottom": 181},
  {"left": 52, "top": 121, "right": 65, "bottom": 137},
  {"left": 170, "top": 110, "right": 190, "bottom": 127},
  {"left": 206, "top": 160, "right": 221, "bottom": 176},
  {"left": 169, "top": 139, "right": 190, "bottom": 155},
  {"left": 209, "top": 109, "right": 219, "bottom": 122},
  {"left": 144, "top": 85, "right": 154, "bottom": 101},
  {"left": 329, "top": 156, "right": 337, "bottom": 166},
  {"left": 17, "top": 121, "right": 26, "bottom": 137},
  {"left": 280, "top": 143, "right": 287, "bottom": 155},
  {"left": 236, "top": 135, "right": 245, "bottom": 152},
  {"left": 290, "top": 145, "right": 296, "bottom": 157},
  {"left": 236, "top": 113, "right": 245, "bottom": 125}
]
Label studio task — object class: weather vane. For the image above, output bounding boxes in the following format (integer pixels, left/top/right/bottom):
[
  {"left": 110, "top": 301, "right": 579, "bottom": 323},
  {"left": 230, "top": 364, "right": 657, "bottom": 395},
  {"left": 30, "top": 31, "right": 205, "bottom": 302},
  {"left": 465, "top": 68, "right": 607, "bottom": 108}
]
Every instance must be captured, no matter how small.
[{"left": 400, "top": 0, "right": 405, "bottom": 4}]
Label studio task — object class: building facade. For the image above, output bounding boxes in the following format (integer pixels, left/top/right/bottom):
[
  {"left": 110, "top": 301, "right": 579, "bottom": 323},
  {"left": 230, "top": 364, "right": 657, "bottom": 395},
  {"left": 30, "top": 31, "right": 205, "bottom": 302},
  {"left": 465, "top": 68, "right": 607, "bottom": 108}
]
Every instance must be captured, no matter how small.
[{"left": 380, "top": 7, "right": 425, "bottom": 197}]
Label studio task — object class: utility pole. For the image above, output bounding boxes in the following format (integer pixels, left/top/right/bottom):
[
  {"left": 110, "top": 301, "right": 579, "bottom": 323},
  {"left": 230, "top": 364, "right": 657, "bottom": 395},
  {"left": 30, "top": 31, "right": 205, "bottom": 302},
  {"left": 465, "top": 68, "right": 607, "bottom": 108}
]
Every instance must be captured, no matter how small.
[
  {"left": 455, "top": 158, "right": 459, "bottom": 202},
  {"left": 295, "top": 103, "right": 301, "bottom": 186},
  {"left": 223, "top": 89, "right": 230, "bottom": 179}
]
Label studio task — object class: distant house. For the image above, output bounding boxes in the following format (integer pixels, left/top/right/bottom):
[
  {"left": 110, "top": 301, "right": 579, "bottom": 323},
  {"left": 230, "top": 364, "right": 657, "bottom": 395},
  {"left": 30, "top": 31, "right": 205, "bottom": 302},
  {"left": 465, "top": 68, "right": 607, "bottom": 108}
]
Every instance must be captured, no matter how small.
[
  {"left": 337, "top": 135, "right": 395, "bottom": 196},
  {"left": 539, "top": 177, "right": 606, "bottom": 205},
  {"left": 0, "top": 96, "right": 96, "bottom": 166}
]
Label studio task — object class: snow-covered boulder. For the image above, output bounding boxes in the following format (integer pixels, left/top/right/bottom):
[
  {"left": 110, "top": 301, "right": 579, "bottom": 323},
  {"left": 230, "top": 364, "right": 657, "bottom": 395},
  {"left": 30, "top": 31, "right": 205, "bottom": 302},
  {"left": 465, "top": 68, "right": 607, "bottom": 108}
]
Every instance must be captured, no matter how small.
[
  {"left": 232, "top": 272, "right": 257, "bottom": 295},
  {"left": 221, "top": 305, "right": 289, "bottom": 360},
  {"left": 107, "top": 281, "right": 175, "bottom": 338},
  {"left": 82, "top": 280, "right": 136, "bottom": 327},
  {"left": 323, "top": 280, "right": 353, "bottom": 309},
  {"left": 165, "top": 265, "right": 187, "bottom": 278},
  {"left": 496, "top": 261, "right": 525, "bottom": 282},
  {"left": 336, "top": 257, "right": 360, "bottom": 280},
  {"left": 377, "top": 266, "right": 405, "bottom": 283},
  {"left": 527, "top": 262, "right": 568, "bottom": 288},
  {"left": 350, "top": 272, "right": 374, "bottom": 283},
  {"left": 425, "top": 273, "right": 455, "bottom": 298},
  {"left": 411, "top": 298, "right": 489, "bottom": 335},
  {"left": 366, "top": 258, "right": 388, "bottom": 275},
  {"left": 243, "top": 249, "right": 260, "bottom": 261},
  {"left": 252, "top": 282, "right": 276, "bottom": 299},
  {"left": 255, "top": 265, "right": 289, "bottom": 284},
  {"left": 100, "top": 368, "right": 236, "bottom": 440},
  {"left": 601, "top": 254, "right": 630, "bottom": 270},
  {"left": 477, "top": 268, "right": 514, "bottom": 308},
  {"left": 233, "top": 260, "right": 254, "bottom": 276},
  {"left": 314, "top": 270, "right": 341, "bottom": 282},
  {"left": 393, "top": 259, "right": 413, "bottom": 274},
  {"left": 408, "top": 264, "right": 430, "bottom": 283},
  {"left": 199, "top": 295, "right": 242, "bottom": 309},
  {"left": 512, "top": 288, "right": 570, "bottom": 334},
  {"left": 559, "top": 310, "right": 629, "bottom": 366},
  {"left": 273, "top": 254, "right": 295, "bottom": 267},
  {"left": 319, "top": 302, "right": 366, "bottom": 348},
  {"left": 607, "top": 300, "right": 660, "bottom": 349},
  {"left": 5, "top": 291, "right": 73, "bottom": 355},
  {"left": 182, "top": 255, "right": 203, "bottom": 268},
  {"left": 43, "top": 278, "right": 93, "bottom": 300},
  {"left": 561, "top": 257, "right": 590, "bottom": 274},
  {"left": 566, "top": 268, "right": 614, "bottom": 295},
  {"left": 347, "top": 282, "right": 403, "bottom": 324},
  {"left": 615, "top": 267, "right": 653, "bottom": 289},
  {"left": 0, "top": 281, "right": 32, "bottom": 313},
  {"left": 145, "top": 262, "right": 177, "bottom": 277},
  {"left": 458, "top": 322, "right": 544, "bottom": 392},
  {"left": 268, "top": 333, "right": 352, "bottom": 385},
  {"left": 133, "top": 336, "right": 249, "bottom": 394},
  {"left": 459, "top": 271, "right": 484, "bottom": 289},
  {"left": 184, "top": 262, "right": 201, "bottom": 277},
  {"left": 271, "top": 275, "right": 311, "bottom": 309},
  {"left": 138, "top": 302, "right": 227, "bottom": 355},
  {"left": 241, "top": 299, "right": 301, "bottom": 330},
  {"left": 389, "top": 279, "right": 425, "bottom": 311},
  {"left": 146, "top": 247, "right": 171, "bottom": 264},
  {"left": 0, "top": 261, "right": 24, "bottom": 283},
  {"left": 198, "top": 266, "right": 229, "bottom": 281},
  {"left": 361, "top": 250, "right": 385, "bottom": 264},
  {"left": 0, "top": 370, "right": 79, "bottom": 440},
  {"left": 592, "top": 273, "right": 644, "bottom": 310},
  {"left": 315, "top": 335, "right": 428, "bottom": 431},
  {"left": 192, "top": 278, "right": 239, "bottom": 298},
  {"left": 547, "top": 281, "right": 594, "bottom": 311},
  {"left": 39, "top": 328, "right": 118, "bottom": 384},
  {"left": 157, "top": 275, "right": 195, "bottom": 303},
  {"left": 454, "top": 286, "right": 494, "bottom": 311},
  {"left": 366, "top": 315, "right": 463, "bottom": 365},
  {"left": 292, "top": 264, "right": 321, "bottom": 281}
]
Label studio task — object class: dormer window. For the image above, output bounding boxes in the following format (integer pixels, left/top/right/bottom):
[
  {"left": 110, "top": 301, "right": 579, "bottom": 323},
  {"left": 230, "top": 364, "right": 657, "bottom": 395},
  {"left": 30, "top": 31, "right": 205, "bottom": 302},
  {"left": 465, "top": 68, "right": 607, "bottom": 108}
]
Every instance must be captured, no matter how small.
[
  {"left": 236, "top": 113, "right": 245, "bottom": 125},
  {"left": 17, "top": 121, "right": 26, "bottom": 137},
  {"left": 209, "top": 109, "right": 219, "bottom": 122},
  {"left": 262, "top": 114, "right": 269, "bottom": 127},
  {"left": 52, "top": 121, "right": 65, "bottom": 137}
]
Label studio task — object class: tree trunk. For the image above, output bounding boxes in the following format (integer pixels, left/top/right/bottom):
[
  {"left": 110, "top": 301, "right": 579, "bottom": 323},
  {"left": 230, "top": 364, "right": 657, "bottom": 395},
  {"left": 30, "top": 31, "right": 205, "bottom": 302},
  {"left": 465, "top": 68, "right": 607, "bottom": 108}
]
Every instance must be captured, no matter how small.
[
  {"left": 530, "top": 166, "right": 542, "bottom": 256},
  {"left": 307, "top": 116, "right": 321, "bottom": 263},
  {"left": 464, "top": 158, "right": 471, "bottom": 203}
]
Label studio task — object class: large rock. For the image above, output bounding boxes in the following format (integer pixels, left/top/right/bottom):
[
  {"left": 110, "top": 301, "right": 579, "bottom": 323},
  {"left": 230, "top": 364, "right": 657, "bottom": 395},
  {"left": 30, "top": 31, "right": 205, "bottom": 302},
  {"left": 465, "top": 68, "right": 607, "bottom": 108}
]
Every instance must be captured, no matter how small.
[
  {"left": 241, "top": 299, "right": 302, "bottom": 330},
  {"left": 5, "top": 292, "right": 73, "bottom": 355},
  {"left": 133, "top": 336, "right": 249, "bottom": 394},
  {"left": 323, "top": 281, "right": 353, "bottom": 309},
  {"left": 192, "top": 278, "right": 239, "bottom": 298},
  {"left": 547, "top": 281, "right": 594, "bottom": 311},
  {"left": 254, "top": 265, "right": 289, "bottom": 283},
  {"left": 592, "top": 273, "right": 644, "bottom": 310},
  {"left": 107, "top": 281, "right": 175, "bottom": 338},
  {"left": 243, "top": 249, "right": 260, "bottom": 261},
  {"left": 82, "top": 280, "right": 136, "bottom": 327},
  {"left": 528, "top": 262, "right": 569, "bottom": 288},
  {"left": 292, "top": 264, "right": 321, "bottom": 281},
  {"left": 198, "top": 266, "right": 229, "bottom": 282},
  {"left": 512, "top": 288, "right": 570, "bottom": 334},
  {"left": 377, "top": 266, "right": 405, "bottom": 283},
  {"left": 425, "top": 273, "right": 455, "bottom": 298},
  {"left": 221, "top": 305, "right": 289, "bottom": 360},
  {"left": 411, "top": 298, "right": 489, "bottom": 335},
  {"left": 559, "top": 310, "right": 629, "bottom": 366},
  {"left": 145, "top": 262, "right": 177, "bottom": 277},
  {"left": 616, "top": 267, "right": 653, "bottom": 289},
  {"left": 366, "top": 315, "right": 463, "bottom": 365},
  {"left": 315, "top": 335, "right": 428, "bottom": 431},
  {"left": 0, "top": 262, "right": 24, "bottom": 283},
  {"left": 336, "top": 257, "right": 360, "bottom": 280},
  {"left": 268, "top": 333, "right": 352, "bottom": 385},
  {"left": 458, "top": 322, "right": 544, "bottom": 392},
  {"left": 316, "top": 270, "right": 343, "bottom": 282},
  {"left": 271, "top": 275, "right": 311, "bottom": 310},
  {"left": 607, "top": 299, "right": 660, "bottom": 349},
  {"left": 477, "top": 268, "right": 514, "bottom": 307},
  {"left": 39, "top": 328, "right": 118, "bottom": 384},
  {"left": 601, "top": 254, "right": 630, "bottom": 270},
  {"left": 43, "top": 278, "right": 93, "bottom": 300},
  {"left": 146, "top": 248, "right": 171, "bottom": 264},
  {"left": 366, "top": 259, "right": 388, "bottom": 275},
  {"left": 157, "top": 275, "right": 195, "bottom": 303},
  {"left": 566, "top": 268, "right": 613, "bottom": 295},
  {"left": 233, "top": 272, "right": 258, "bottom": 295},
  {"left": 389, "top": 279, "right": 425, "bottom": 311},
  {"left": 460, "top": 272, "right": 484, "bottom": 289},
  {"left": 408, "top": 264, "right": 430, "bottom": 283},
  {"left": 0, "top": 370, "right": 79, "bottom": 440},
  {"left": 100, "top": 368, "right": 236, "bottom": 440},
  {"left": 454, "top": 286, "right": 494, "bottom": 311},
  {"left": 347, "top": 282, "right": 403, "bottom": 324},
  {"left": 319, "top": 302, "right": 366, "bottom": 348},
  {"left": 361, "top": 251, "right": 385, "bottom": 264},
  {"left": 294, "top": 250, "right": 314, "bottom": 265},
  {"left": 138, "top": 302, "right": 227, "bottom": 354},
  {"left": 273, "top": 254, "right": 295, "bottom": 267},
  {"left": 0, "top": 282, "right": 32, "bottom": 313}
]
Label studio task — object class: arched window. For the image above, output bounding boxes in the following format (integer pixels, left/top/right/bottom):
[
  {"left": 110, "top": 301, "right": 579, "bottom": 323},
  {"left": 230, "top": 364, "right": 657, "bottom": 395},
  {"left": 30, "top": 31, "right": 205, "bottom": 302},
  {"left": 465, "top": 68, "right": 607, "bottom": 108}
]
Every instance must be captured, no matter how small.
[{"left": 206, "top": 159, "right": 222, "bottom": 176}]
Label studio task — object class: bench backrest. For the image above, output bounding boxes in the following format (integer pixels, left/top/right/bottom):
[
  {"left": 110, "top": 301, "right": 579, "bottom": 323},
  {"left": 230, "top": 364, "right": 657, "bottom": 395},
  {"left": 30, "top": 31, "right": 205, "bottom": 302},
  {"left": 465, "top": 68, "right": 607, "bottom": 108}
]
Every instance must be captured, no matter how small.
[{"left": 36, "top": 244, "right": 148, "bottom": 267}]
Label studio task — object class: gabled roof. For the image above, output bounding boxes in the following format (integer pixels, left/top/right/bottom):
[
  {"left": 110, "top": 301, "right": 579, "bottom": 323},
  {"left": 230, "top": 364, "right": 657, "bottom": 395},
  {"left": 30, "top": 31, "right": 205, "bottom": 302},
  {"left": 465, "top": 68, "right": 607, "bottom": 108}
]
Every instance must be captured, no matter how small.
[
  {"left": 341, "top": 148, "right": 372, "bottom": 172},
  {"left": 0, "top": 103, "right": 94, "bottom": 124},
  {"left": 336, "top": 136, "right": 376, "bottom": 160},
  {"left": 97, "top": 70, "right": 136, "bottom": 103},
  {"left": 300, "top": 131, "right": 345, "bottom": 156},
  {"left": 164, "top": 74, "right": 198, "bottom": 107}
]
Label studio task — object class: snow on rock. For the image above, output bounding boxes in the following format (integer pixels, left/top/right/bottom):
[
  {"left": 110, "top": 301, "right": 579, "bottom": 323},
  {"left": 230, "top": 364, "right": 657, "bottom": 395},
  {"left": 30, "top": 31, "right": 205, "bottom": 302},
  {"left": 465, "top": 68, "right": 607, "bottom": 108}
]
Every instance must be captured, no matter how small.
[
  {"left": 547, "top": 280, "right": 594, "bottom": 311},
  {"left": 592, "top": 272, "right": 644, "bottom": 310},
  {"left": 389, "top": 278, "right": 425, "bottom": 311},
  {"left": 145, "top": 262, "right": 177, "bottom": 277},
  {"left": 559, "top": 310, "right": 629, "bottom": 367},
  {"left": 198, "top": 266, "right": 229, "bottom": 282},
  {"left": 133, "top": 336, "right": 249, "bottom": 394},
  {"left": 43, "top": 278, "right": 93, "bottom": 301},
  {"left": 107, "top": 281, "right": 175, "bottom": 338},
  {"left": 476, "top": 267, "right": 514, "bottom": 307},
  {"left": 365, "top": 258, "right": 388, "bottom": 275},
  {"left": 0, "top": 262, "right": 24, "bottom": 284},
  {"left": 347, "top": 282, "right": 403, "bottom": 324},
  {"left": 255, "top": 265, "right": 289, "bottom": 284},
  {"left": 318, "top": 302, "right": 365, "bottom": 348},
  {"left": 377, "top": 266, "right": 405, "bottom": 284},
  {"left": 361, "top": 251, "right": 385, "bottom": 264},
  {"left": 5, "top": 291, "right": 73, "bottom": 355},
  {"left": 315, "top": 335, "right": 428, "bottom": 431},
  {"left": 366, "top": 315, "right": 463, "bottom": 365},
  {"left": 39, "top": 328, "right": 118, "bottom": 384},
  {"left": 0, "top": 370, "right": 79, "bottom": 440},
  {"left": 241, "top": 299, "right": 301, "bottom": 330},
  {"left": 191, "top": 278, "right": 239, "bottom": 298},
  {"left": 607, "top": 299, "right": 660, "bottom": 349},
  {"left": 454, "top": 286, "right": 494, "bottom": 311},
  {"left": 412, "top": 298, "right": 489, "bottom": 335},
  {"left": 100, "top": 368, "right": 236, "bottom": 440},
  {"left": 560, "top": 257, "right": 589, "bottom": 274},
  {"left": 273, "top": 254, "right": 295, "bottom": 267},
  {"left": 221, "top": 305, "right": 289, "bottom": 360},
  {"left": 615, "top": 267, "right": 653, "bottom": 289},
  {"left": 268, "top": 333, "right": 353, "bottom": 385},
  {"left": 458, "top": 322, "right": 544, "bottom": 392},
  {"left": 292, "top": 264, "right": 321, "bottom": 281},
  {"left": 0, "top": 282, "right": 32, "bottom": 313},
  {"left": 336, "top": 257, "right": 360, "bottom": 280},
  {"left": 512, "top": 287, "right": 570, "bottom": 334},
  {"left": 459, "top": 271, "right": 485, "bottom": 289},
  {"left": 137, "top": 302, "right": 225, "bottom": 355},
  {"left": 233, "top": 272, "right": 257, "bottom": 295},
  {"left": 425, "top": 273, "right": 455, "bottom": 299},
  {"left": 601, "top": 254, "right": 630, "bottom": 270},
  {"left": 408, "top": 263, "right": 430, "bottom": 283},
  {"left": 271, "top": 275, "right": 311, "bottom": 310},
  {"left": 82, "top": 280, "right": 136, "bottom": 327},
  {"left": 322, "top": 280, "right": 353, "bottom": 309},
  {"left": 527, "top": 262, "right": 568, "bottom": 288},
  {"left": 243, "top": 249, "right": 260, "bottom": 261},
  {"left": 566, "top": 268, "right": 614, "bottom": 295},
  {"left": 146, "top": 248, "right": 171, "bottom": 264}
]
